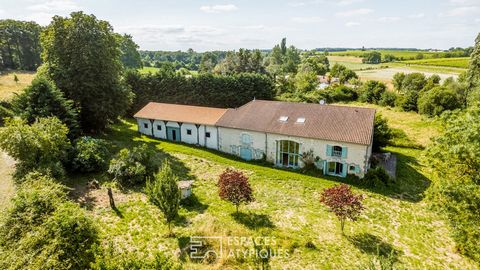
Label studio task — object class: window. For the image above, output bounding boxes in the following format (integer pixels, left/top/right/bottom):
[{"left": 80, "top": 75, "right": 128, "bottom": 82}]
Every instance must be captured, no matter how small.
[
  {"left": 241, "top": 134, "right": 251, "bottom": 144},
  {"left": 186, "top": 129, "right": 192, "bottom": 135},
  {"left": 350, "top": 165, "right": 355, "bottom": 171},
  {"left": 279, "top": 116, "right": 288, "bottom": 122},
  {"left": 277, "top": 140, "right": 300, "bottom": 167},
  {"left": 157, "top": 125, "right": 162, "bottom": 131},
  {"left": 332, "top": 146, "right": 342, "bottom": 157},
  {"left": 143, "top": 123, "right": 148, "bottom": 129},
  {"left": 206, "top": 132, "right": 211, "bottom": 138},
  {"left": 296, "top": 117, "right": 305, "bottom": 123}
]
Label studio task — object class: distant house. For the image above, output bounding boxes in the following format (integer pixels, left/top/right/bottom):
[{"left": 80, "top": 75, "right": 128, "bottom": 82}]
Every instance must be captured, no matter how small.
[{"left": 134, "top": 100, "right": 375, "bottom": 178}]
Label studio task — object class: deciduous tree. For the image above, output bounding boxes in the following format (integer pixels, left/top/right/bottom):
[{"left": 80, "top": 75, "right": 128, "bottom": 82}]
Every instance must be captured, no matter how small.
[
  {"left": 41, "top": 12, "right": 132, "bottom": 131},
  {"left": 218, "top": 168, "right": 254, "bottom": 213},
  {"left": 320, "top": 184, "right": 364, "bottom": 234}
]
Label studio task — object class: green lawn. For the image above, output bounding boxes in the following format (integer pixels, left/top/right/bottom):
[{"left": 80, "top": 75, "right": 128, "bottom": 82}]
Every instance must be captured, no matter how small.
[{"left": 64, "top": 118, "right": 479, "bottom": 269}]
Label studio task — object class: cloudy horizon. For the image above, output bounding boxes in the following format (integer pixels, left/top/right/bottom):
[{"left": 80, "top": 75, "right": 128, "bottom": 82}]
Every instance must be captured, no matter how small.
[{"left": 1, "top": 0, "right": 479, "bottom": 51}]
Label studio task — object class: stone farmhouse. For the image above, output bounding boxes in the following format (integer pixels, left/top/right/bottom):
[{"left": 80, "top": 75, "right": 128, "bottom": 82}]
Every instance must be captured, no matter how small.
[{"left": 134, "top": 100, "right": 375, "bottom": 178}]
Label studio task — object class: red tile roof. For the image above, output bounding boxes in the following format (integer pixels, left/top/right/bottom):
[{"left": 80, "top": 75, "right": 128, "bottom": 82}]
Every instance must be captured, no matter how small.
[
  {"left": 216, "top": 100, "right": 375, "bottom": 145},
  {"left": 134, "top": 102, "right": 227, "bottom": 126}
]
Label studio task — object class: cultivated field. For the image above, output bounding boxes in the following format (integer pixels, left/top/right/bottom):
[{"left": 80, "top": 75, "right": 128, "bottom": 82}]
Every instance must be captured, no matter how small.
[
  {"left": 330, "top": 50, "right": 444, "bottom": 60},
  {"left": 400, "top": 57, "right": 470, "bottom": 69},
  {"left": 0, "top": 71, "right": 35, "bottom": 101}
]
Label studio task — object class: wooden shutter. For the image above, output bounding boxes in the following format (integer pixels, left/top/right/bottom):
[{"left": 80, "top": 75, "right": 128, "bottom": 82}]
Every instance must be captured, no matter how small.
[
  {"left": 326, "top": 145, "right": 332, "bottom": 156},
  {"left": 341, "top": 147, "right": 348, "bottom": 158}
]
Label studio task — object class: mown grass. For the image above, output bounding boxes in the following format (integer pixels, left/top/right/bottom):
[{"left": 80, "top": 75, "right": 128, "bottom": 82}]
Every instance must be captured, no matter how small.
[
  {"left": 72, "top": 118, "right": 479, "bottom": 269},
  {"left": 0, "top": 71, "right": 35, "bottom": 101}
]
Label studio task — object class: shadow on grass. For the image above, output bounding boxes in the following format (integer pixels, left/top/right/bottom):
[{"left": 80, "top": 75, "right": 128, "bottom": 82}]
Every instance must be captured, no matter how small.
[
  {"left": 231, "top": 212, "right": 275, "bottom": 230},
  {"left": 348, "top": 233, "right": 402, "bottom": 262},
  {"left": 181, "top": 194, "right": 209, "bottom": 214},
  {"left": 104, "top": 119, "right": 430, "bottom": 202}
]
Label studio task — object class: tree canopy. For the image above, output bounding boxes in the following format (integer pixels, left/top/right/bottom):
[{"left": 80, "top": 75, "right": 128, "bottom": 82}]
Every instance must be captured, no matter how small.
[
  {"left": 0, "top": 20, "right": 42, "bottom": 71},
  {"left": 41, "top": 11, "right": 132, "bottom": 131}
]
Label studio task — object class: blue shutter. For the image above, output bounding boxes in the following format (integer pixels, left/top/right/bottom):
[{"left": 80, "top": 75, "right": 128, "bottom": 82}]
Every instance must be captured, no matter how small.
[
  {"left": 341, "top": 163, "right": 348, "bottom": 177},
  {"left": 323, "top": 160, "right": 327, "bottom": 175},
  {"left": 355, "top": 165, "right": 361, "bottom": 174},
  {"left": 341, "top": 147, "right": 348, "bottom": 158},
  {"left": 326, "top": 145, "right": 332, "bottom": 156}
]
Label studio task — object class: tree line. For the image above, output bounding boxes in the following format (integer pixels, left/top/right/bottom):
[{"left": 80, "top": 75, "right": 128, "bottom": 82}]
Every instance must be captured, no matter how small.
[{"left": 0, "top": 20, "right": 42, "bottom": 71}]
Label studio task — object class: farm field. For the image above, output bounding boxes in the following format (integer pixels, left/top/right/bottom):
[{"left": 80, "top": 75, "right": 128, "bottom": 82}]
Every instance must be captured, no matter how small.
[
  {"left": 0, "top": 152, "right": 15, "bottom": 211},
  {"left": 330, "top": 50, "right": 441, "bottom": 59},
  {"left": 0, "top": 71, "right": 35, "bottom": 101},
  {"left": 400, "top": 57, "right": 469, "bottom": 69},
  {"left": 328, "top": 56, "right": 463, "bottom": 89},
  {"left": 53, "top": 115, "right": 477, "bottom": 269}
]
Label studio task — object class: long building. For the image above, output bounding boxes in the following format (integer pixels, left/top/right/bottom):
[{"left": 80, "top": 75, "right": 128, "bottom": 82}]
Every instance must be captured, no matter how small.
[{"left": 134, "top": 100, "right": 375, "bottom": 178}]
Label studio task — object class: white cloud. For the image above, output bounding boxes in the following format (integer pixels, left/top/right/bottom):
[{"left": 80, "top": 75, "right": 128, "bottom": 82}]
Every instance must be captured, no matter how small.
[
  {"left": 378, "top": 16, "right": 400, "bottom": 22},
  {"left": 449, "top": 0, "right": 480, "bottom": 5},
  {"left": 291, "top": 16, "right": 324, "bottom": 23},
  {"left": 335, "top": 8, "right": 373, "bottom": 17},
  {"left": 345, "top": 21, "right": 360, "bottom": 27},
  {"left": 287, "top": 2, "right": 307, "bottom": 7},
  {"left": 337, "top": 0, "right": 365, "bottom": 6},
  {"left": 409, "top": 13, "right": 425, "bottom": 18},
  {"left": 440, "top": 6, "right": 479, "bottom": 16},
  {"left": 200, "top": 4, "right": 238, "bottom": 13},
  {"left": 27, "top": 0, "right": 80, "bottom": 12}
]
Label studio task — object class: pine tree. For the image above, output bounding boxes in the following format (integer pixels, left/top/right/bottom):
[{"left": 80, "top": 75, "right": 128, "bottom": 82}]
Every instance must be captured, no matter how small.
[{"left": 145, "top": 161, "right": 180, "bottom": 235}]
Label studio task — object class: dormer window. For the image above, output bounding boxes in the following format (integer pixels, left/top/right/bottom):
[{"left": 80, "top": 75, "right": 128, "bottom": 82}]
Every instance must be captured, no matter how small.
[
  {"left": 279, "top": 116, "right": 288, "bottom": 122},
  {"left": 296, "top": 117, "right": 305, "bottom": 123}
]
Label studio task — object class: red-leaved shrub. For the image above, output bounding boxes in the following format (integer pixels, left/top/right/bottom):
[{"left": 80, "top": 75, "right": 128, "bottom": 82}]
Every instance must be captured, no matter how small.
[
  {"left": 320, "top": 184, "right": 364, "bottom": 234},
  {"left": 218, "top": 168, "right": 254, "bottom": 213}
]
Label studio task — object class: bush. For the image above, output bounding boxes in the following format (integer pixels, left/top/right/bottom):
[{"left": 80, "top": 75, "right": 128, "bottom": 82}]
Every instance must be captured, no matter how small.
[
  {"left": 108, "top": 144, "right": 160, "bottom": 185},
  {"left": 359, "top": 80, "right": 387, "bottom": 104},
  {"left": 0, "top": 173, "right": 98, "bottom": 270},
  {"left": 362, "top": 167, "right": 392, "bottom": 187},
  {"left": 328, "top": 85, "right": 358, "bottom": 102},
  {"left": 92, "top": 248, "right": 182, "bottom": 270},
  {"left": 372, "top": 114, "right": 393, "bottom": 151},
  {"left": 418, "top": 86, "right": 462, "bottom": 117},
  {"left": 71, "top": 136, "right": 109, "bottom": 173},
  {"left": 378, "top": 91, "right": 397, "bottom": 107},
  {"left": 0, "top": 117, "right": 71, "bottom": 179},
  {"left": 395, "top": 91, "right": 419, "bottom": 112}
]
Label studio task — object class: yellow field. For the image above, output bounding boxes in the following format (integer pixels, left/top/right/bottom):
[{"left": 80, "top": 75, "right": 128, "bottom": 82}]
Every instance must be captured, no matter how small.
[{"left": 0, "top": 71, "right": 35, "bottom": 101}]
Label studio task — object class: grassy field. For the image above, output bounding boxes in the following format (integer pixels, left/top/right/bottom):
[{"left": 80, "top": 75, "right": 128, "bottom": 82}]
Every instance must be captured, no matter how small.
[
  {"left": 58, "top": 115, "right": 478, "bottom": 269},
  {"left": 139, "top": 67, "right": 199, "bottom": 75},
  {"left": 328, "top": 56, "right": 463, "bottom": 89},
  {"left": 400, "top": 57, "right": 470, "bottom": 69},
  {"left": 340, "top": 103, "right": 440, "bottom": 148},
  {"left": 330, "top": 50, "right": 441, "bottom": 59},
  {"left": 0, "top": 71, "right": 35, "bottom": 101}
]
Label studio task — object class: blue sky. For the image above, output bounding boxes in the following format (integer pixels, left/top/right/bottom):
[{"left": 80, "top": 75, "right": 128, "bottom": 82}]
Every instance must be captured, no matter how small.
[{"left": 1, "top": 0, "right": 479, "bottom": 51}]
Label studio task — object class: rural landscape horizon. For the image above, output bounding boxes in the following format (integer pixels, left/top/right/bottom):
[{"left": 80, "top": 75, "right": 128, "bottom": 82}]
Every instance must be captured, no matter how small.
[{"left": 1, "top": 1, "right": 480, "bottom": 270}]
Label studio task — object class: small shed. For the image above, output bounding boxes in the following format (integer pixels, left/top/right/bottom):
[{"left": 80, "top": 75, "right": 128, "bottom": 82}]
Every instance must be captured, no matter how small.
[{"left": 177, "top": 180, "right": 194, "bottom": 199}]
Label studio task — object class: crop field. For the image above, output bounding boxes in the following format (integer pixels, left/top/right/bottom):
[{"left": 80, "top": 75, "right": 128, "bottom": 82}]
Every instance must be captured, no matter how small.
[
  {"left": 330, "top": 50, "right": 440, "bottom": 59},
  {"left": 400, "top": 57, "right": 470, "bottom": 69}
]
